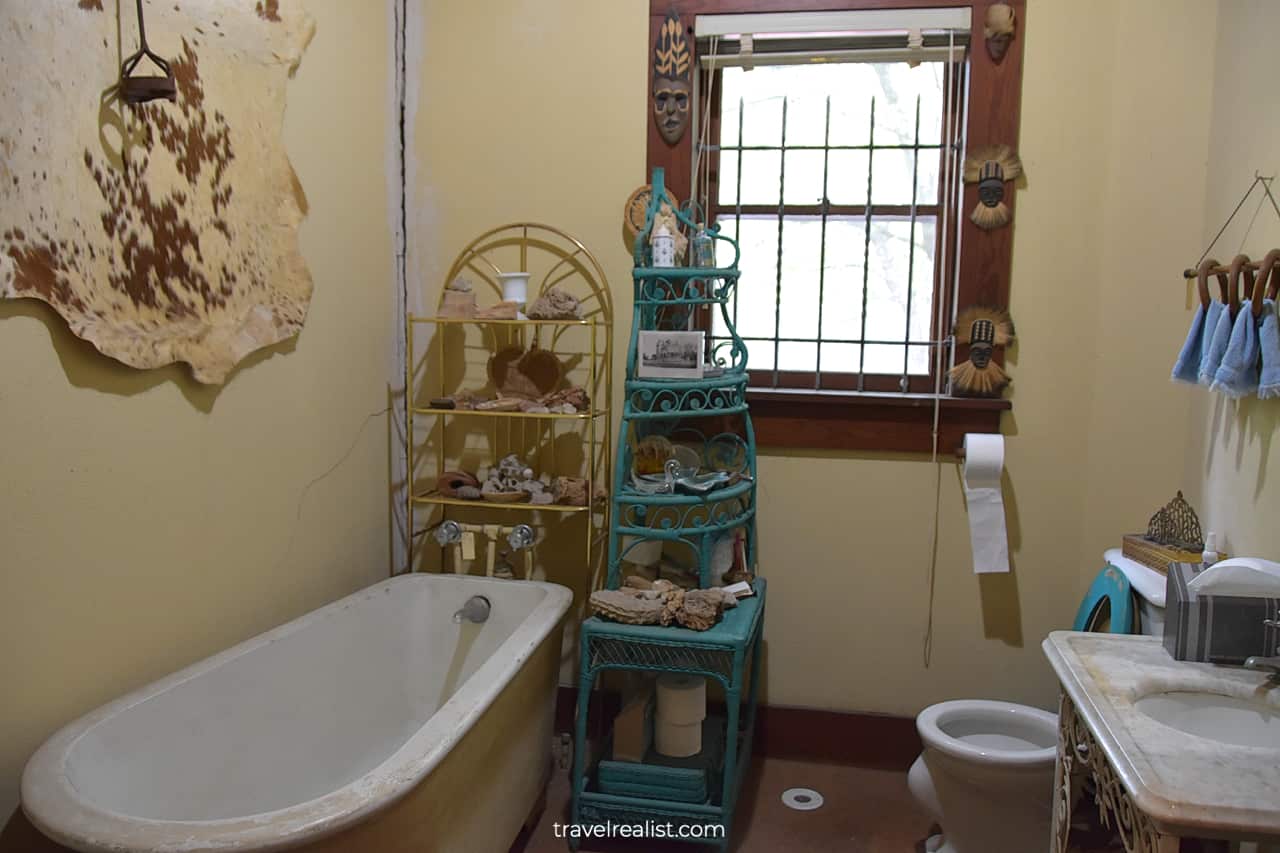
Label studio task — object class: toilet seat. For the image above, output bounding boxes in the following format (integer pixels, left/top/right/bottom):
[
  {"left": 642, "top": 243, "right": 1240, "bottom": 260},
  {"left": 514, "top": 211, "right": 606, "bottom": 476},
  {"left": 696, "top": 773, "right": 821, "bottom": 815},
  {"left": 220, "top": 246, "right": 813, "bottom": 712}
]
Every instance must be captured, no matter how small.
[{"left": 916, "top": 699, "right": 1057, "bottom": 767}]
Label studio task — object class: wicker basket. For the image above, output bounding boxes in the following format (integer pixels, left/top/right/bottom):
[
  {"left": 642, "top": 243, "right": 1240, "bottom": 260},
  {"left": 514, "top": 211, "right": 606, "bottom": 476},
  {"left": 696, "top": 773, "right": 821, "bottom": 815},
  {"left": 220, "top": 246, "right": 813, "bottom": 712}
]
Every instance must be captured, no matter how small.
[{"left": 1121, "top": 535, "right": 1210, "bottom": 575}]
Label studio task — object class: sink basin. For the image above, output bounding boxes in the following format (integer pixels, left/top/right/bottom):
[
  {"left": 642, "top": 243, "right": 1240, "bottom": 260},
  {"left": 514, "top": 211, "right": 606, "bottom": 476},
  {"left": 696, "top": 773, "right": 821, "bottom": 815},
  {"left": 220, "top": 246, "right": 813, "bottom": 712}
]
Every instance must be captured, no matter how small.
[{"left": 1134, "top": 691, "right": 1280, "bottom": 748}]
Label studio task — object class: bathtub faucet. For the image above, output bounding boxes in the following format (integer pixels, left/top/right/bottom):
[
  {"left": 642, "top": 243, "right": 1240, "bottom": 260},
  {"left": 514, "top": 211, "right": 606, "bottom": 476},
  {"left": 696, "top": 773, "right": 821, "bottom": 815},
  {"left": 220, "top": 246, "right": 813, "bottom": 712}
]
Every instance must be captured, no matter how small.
[{"left": 453, "top": 595, "right": 491, "bottom": 624}]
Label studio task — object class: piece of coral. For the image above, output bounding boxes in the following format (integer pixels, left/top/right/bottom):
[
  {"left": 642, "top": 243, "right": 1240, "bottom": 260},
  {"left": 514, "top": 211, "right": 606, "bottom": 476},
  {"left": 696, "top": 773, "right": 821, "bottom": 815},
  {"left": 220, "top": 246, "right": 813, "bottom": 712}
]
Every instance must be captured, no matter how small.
[{"left": 526, "top": 285, "right": 583, "bottom": 320}]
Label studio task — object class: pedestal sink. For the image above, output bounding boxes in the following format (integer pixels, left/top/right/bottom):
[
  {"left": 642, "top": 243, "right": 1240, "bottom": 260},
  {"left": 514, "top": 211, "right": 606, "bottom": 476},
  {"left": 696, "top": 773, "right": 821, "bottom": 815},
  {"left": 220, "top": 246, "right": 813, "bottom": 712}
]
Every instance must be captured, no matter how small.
[{"left": 1135, "top": 691, "right": 1280, "bottom": 748}]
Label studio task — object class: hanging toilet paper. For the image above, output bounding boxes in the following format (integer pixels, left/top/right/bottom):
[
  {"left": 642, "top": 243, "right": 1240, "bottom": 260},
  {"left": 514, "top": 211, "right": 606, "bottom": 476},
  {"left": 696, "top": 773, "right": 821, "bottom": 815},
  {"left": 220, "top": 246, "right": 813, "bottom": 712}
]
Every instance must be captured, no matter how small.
[
  {"left": 1185, "top": 557, "right": 1280, "bottom": 598},
  {"left": 656, "top": 675, "right": 706, "bottom": 726},
  {"left": 962, "top": 433, "right": 1009, "bottom": 574}
]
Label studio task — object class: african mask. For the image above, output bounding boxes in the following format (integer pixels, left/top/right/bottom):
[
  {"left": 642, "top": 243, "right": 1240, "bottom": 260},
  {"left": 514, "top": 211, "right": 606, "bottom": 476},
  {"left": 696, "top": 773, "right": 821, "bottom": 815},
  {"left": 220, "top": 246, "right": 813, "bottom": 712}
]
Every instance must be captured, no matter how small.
[
  {"left": 968, "top": 319, "right": 995, "bottom": 369},
  {"left": 977, "top": 161, "right": 1006, "bottom": 209},
  {"left": 963, "top": 145, "right": 1023, "bottom": 230},
  {"left": 653, "top": 11, "right": 691, "bottom": 146},
  {"left": 984, "top": 3, "right": 1016, "bottom": 63},
  {"left": 949, "top": 307, "right": 1015, "bottom": 397}
]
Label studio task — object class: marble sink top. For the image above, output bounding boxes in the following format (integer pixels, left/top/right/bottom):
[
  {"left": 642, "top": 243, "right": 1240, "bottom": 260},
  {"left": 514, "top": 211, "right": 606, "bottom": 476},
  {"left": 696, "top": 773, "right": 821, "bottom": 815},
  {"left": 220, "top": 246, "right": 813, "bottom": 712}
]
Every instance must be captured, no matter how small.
[{"left": 1043, "top": 631, "right": 1280, "bottom": 840}]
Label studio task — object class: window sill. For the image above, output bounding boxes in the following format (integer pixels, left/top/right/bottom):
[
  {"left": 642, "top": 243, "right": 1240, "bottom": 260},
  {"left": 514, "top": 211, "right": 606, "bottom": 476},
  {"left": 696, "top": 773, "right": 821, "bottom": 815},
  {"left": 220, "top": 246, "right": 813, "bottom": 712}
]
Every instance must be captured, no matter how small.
[{"left": 746, "top": 388, "right": 1010, "bottom": 453}]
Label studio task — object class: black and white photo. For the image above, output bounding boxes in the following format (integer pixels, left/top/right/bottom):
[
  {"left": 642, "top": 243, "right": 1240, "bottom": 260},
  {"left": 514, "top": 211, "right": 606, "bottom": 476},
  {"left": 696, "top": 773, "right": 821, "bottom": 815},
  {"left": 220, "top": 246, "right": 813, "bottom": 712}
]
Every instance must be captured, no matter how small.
[{"left": 636, "top": 330, "right": 705, "bottom": 379}]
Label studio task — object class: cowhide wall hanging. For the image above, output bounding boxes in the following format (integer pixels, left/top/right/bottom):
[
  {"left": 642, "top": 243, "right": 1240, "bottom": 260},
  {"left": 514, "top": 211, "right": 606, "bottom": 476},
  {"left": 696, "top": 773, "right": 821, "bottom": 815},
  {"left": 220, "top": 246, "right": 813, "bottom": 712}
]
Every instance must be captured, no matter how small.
[{"left": 0, "top": 0, "right": 315, "bottom": 384}]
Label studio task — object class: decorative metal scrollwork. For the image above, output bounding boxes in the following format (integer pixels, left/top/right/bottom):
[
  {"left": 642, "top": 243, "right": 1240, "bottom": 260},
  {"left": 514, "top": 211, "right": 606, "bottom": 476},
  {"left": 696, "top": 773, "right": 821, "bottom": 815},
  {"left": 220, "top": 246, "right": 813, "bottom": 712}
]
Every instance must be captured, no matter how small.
[
  {"left": 628, "top": 381, "right": 747, "bottom": 416},
  {"left": 637, "top": 276, "right": 736, "bottom": 306},
  {"left": 1053, "top": 693, "right": 1179, "bottom": 853},
  {"left": 617, "top": 493, "right": 754, "bottom": 534}
]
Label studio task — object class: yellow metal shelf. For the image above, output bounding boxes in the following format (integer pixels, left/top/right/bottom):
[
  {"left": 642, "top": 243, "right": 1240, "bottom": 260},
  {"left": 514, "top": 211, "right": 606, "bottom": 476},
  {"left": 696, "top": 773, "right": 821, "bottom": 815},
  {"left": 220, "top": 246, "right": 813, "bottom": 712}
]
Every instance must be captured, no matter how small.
[
  {"left": 405, "top": 223, "right": 612, "bottom": 574},
  {"left": 410, "top": 315, "right": 610, "bottom": 328},
  {"left": 410, "top": 406, "right": 610, "bottom": 420},
  {"left": 411, "top": 491, "right": 593, "bottom": 513}
]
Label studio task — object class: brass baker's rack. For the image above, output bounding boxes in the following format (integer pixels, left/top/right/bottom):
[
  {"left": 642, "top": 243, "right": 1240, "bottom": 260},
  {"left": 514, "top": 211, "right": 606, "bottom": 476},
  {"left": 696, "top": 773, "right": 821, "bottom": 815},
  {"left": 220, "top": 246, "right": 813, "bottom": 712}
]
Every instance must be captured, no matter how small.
[{"left": 404, "top": 223, "right": 613, "bottom": 579}]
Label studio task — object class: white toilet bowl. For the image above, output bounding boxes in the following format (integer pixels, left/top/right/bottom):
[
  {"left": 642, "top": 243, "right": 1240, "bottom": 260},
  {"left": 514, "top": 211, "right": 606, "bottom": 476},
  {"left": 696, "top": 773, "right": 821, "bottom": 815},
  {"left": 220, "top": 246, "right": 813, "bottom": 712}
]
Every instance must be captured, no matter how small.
[{"left": 908, "top": 699, "right": 1058, "bottom": 853}]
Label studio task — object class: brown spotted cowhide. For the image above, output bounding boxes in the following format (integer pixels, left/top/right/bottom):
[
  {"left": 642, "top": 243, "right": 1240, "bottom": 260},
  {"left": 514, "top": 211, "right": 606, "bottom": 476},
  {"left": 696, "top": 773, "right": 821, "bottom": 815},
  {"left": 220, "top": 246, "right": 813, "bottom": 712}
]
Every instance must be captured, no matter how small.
[{"left": 0, "top": 1, "right": 314, "bottom": 384}]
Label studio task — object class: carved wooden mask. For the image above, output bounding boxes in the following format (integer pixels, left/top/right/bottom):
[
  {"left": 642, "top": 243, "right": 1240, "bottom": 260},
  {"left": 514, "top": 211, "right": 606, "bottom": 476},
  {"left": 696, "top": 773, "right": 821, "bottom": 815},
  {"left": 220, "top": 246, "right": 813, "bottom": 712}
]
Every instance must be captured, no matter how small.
[{"left": 652, "top": 11, "right": 691, "bottom": 146}]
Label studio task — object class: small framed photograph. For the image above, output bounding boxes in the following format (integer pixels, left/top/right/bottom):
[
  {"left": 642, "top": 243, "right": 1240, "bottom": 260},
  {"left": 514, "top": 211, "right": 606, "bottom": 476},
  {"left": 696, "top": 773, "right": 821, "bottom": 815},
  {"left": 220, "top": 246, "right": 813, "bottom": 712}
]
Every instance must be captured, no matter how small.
[{"left": 636, "top": 330, "right": 705, "bottom": 379}]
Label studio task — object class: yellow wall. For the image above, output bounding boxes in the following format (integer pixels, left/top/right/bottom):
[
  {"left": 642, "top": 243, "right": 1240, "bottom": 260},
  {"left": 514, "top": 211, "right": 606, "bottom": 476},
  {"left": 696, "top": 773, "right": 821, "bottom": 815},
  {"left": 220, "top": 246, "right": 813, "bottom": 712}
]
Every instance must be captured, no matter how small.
[
  {"left": 0, "top": 1, "right": 396, "bottom": 818},
  {"left": 1183, "top": 0, "right": 1280, "bottom": 560},
  {"left": 414, "top": 0, "right": 1236, "bottom": 716}
]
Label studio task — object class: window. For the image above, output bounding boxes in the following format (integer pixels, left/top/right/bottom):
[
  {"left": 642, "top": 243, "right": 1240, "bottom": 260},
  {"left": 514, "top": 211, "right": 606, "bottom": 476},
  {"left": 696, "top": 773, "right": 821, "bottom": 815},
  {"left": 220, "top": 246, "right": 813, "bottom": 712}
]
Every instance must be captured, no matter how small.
[
  {"left": 647, "top": 2, "right": 1023, "bottom": 452},
  {"left": 709, "top": 59, "right": 950, "bottom": 392}
]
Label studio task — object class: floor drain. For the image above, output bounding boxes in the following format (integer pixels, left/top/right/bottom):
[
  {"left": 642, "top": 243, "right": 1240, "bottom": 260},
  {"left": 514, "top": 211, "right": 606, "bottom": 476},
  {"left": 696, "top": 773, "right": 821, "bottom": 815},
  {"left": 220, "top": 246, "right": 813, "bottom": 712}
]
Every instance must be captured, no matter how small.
[{"left": 781, "top": 787, "right": 824, "bottom": 811}]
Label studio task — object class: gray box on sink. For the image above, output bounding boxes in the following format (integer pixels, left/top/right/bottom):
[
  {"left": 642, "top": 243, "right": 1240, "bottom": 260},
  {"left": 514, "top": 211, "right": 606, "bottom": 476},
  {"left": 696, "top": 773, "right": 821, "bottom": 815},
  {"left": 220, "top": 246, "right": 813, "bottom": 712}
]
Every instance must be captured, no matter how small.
[{"left": 1163, "top": 562, "right": 1280, "bottom": 664}]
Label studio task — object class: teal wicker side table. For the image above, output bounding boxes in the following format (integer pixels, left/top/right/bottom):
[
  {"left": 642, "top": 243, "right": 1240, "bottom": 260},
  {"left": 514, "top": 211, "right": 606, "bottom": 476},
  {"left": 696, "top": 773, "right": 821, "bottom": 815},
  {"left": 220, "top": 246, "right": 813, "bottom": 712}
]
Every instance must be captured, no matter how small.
[{"left": 570, "top": 580, "right": 765, "bottom": 851}]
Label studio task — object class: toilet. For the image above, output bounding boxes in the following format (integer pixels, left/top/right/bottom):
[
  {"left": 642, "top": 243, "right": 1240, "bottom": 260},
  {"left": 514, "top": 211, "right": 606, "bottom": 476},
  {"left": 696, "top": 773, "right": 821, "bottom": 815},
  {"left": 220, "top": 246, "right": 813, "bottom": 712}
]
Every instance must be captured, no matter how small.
[
  {"left": 907, "top": 547, "right": 1164, "bottom": 853},
  {"left": 908, "top": 700, "right": 1058, "bottom": 853}
]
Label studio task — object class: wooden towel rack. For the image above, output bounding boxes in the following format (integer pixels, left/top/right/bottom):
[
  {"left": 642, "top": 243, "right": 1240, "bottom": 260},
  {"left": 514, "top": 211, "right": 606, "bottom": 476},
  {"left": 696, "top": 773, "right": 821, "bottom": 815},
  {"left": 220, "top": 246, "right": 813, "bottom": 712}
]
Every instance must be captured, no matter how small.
[{"left": 1187, "top": 250, "right": 1280, "bottom": 317}]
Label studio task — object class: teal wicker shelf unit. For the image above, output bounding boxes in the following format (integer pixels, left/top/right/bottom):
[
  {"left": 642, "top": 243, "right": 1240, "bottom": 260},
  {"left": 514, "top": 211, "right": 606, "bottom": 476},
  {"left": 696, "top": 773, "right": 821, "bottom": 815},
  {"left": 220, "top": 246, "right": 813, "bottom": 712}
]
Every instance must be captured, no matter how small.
[{"left": 569, "top": 168, "right": 764, "bottom": 851}]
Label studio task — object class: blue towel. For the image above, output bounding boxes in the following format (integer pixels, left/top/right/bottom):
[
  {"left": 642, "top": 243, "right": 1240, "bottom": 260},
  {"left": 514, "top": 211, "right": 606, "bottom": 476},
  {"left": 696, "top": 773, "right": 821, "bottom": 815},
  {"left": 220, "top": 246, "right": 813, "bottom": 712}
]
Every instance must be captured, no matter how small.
[
  {"left": 1171, "top": 303, "right": 1207, "bottom": 383},
  {"left": 1198, "top": 301, "right": 1232, "bottom": 386},
  {"left": 1212, "top": 300, "right": 1261, "bottom": 398},
  {"left": 1258, "top": 300, "right": 1280, "bottom": 399}
]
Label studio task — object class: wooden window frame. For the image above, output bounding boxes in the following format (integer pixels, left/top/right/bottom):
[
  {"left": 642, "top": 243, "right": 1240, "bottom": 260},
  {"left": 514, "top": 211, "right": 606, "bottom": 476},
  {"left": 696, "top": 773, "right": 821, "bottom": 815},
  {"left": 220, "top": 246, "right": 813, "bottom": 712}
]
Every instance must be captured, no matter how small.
[{"left": 646, "top": 0, "right": 1023, "bottom": 453}]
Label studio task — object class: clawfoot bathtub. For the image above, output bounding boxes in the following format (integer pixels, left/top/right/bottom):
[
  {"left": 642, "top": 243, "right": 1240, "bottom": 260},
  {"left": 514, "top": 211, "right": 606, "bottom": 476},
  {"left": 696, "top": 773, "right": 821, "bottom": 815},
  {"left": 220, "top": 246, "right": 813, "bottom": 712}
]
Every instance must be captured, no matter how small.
[{"left": 21, "top": 574, "right": 570, "bottom": 852}]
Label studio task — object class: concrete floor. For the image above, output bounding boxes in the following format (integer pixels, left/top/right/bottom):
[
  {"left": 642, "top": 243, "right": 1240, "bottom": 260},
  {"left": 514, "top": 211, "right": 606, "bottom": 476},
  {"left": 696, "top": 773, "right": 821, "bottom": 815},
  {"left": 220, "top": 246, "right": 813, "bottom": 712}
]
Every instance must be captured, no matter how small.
[
  {"left": 517, "top": 756, "right": 937, "bottom": 853},
  {"left": 514, "top": 756, "right": 1131, "bottom": 853}
]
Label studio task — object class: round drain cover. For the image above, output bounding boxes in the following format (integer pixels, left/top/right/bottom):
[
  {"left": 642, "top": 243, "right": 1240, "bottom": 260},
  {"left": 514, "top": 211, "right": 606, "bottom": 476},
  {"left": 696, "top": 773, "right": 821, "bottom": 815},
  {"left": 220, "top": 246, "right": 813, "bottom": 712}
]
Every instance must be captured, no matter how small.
[{"left": 781, "top": 787, "right": 824, "bottom": 811}]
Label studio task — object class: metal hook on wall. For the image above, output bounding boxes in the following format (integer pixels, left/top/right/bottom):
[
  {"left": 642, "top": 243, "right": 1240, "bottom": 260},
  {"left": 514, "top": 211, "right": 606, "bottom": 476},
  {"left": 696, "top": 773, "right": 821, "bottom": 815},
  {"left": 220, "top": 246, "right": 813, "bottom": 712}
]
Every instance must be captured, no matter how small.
[{"left": 120, "top": 0, "right": 177, "bottom": 104}]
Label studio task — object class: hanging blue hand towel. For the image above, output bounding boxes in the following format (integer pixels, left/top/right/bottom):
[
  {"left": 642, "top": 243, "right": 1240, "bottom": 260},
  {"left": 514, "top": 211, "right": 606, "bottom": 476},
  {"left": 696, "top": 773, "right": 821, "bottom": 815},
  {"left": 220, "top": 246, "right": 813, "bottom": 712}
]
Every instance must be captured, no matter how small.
[
  {"left": 1211, "top": 300, "right": 1261, "bottom": 398},
  {"left": 1198, "top": 301, "right": 1232, "bottom": 386},
  {"left": 1258, "top": 300, "right": 1280, "bottom": 399},
  {"left": 1171, "top": 303, "right": 1208, "bottom": 384}
]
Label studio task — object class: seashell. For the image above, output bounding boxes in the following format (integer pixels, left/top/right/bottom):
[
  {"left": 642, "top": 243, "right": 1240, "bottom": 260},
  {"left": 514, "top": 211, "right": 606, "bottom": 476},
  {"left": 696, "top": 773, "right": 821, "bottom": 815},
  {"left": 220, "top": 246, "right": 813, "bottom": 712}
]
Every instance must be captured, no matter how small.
[
  {"left": 624, "top": 576, "right": 655, "bottom": 591},
  {"left": 541, "top": 386, "right": 590, "bottom": 412},
  {"left": 482, "top": 491, "right": 528, "bottom": 504},
  {"left": 446, "top": 276, "right": 473, "bottom": 292},
  {"left": 590, "top": 590, "right": 664, "bottom": 625},
  {"left": 437, "top": 471, "right": 480, "bottom": 498},
  {"left": 455, "top": 485, "right": 482, "bottom": 501},
  {"left": 476, "top": 397, "right": 523, "bottom": 412}
]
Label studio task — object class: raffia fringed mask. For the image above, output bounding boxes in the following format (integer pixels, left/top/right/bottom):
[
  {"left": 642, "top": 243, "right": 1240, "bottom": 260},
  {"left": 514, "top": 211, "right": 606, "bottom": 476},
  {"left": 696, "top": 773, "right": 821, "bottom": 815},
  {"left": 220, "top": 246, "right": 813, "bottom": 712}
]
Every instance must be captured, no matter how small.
[
  {"left": 984, "top": 2, "right": 1016, "bottom": 63},
  {"left": 949, "top": 307, "right": 1015, "bottom": 397},
  {"left": 653, "top": 10, "right": 691, "bottom": 145},
  {"left": 963, "top": 145, "right": 1023, "bottom": 230}
]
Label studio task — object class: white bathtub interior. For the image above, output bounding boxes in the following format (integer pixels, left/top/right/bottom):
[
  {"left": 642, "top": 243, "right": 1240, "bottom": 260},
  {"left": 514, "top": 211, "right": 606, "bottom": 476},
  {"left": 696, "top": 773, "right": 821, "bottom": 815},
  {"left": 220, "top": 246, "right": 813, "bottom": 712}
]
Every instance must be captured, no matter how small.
[{"left": 62, "top": 579, "right": 551, "bottom": 823}]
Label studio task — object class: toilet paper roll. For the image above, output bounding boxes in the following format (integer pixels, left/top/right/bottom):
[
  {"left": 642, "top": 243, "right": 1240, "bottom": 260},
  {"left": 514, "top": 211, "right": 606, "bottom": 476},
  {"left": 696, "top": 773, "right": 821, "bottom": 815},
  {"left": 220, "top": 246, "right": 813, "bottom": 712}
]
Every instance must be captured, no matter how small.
[
  {"left": 962, "top": 433, "right": 1009, "bottom": 574},
  {"left": 656, "top": 675, "right": 706, "bottom": 726},
  {"left": 655, "top": 719, "right": 702, "bottom": 757}
]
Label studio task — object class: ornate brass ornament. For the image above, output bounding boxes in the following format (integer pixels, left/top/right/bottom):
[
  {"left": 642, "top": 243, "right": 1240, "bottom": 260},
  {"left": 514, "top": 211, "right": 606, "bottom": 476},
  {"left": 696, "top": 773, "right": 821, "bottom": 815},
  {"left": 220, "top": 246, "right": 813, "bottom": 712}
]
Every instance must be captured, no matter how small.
[
  {"left": 1145, "top": 491, "right": 1204, "bottom": 552},
  {"left": 652, "top": 10, "right": 691, "bottom": 146}
]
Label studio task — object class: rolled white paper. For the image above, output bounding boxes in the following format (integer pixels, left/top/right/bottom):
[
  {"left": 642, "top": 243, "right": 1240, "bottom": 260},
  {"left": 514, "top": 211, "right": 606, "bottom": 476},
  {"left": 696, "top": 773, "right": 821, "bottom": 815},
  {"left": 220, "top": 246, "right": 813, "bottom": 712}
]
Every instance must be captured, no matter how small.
[
  {"left": 656, "top": 674, "right": 706, "bottom": 726},
  {"left": 962, "top": 433, "right": 1010, "bottom": 574}
]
